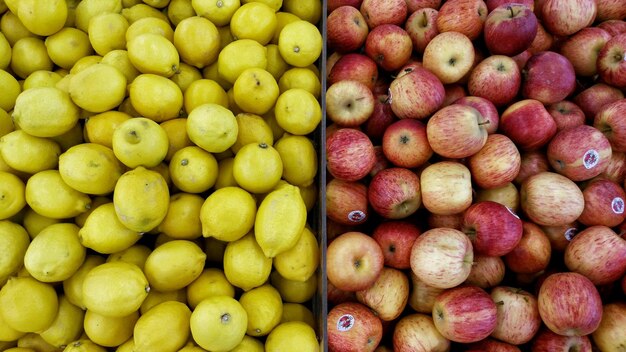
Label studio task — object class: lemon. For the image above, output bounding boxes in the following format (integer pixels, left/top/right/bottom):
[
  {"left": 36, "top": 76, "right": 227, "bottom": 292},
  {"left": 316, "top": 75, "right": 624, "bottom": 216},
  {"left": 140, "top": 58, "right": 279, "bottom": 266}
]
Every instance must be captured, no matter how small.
[
  {"left": 130, "top": 73, "right": 184, "bottom": 122},
  {"left": 149, "top": 162, "right": 172, "bottom": 188},
  {"left": 22, "top": 209, "right": 61, "bottom": 240},
  {"left": 83, "top": 310, "right": 138, "bottom": 348},
  {"left": 274, "top": 88, "right": 321, "bottom": 135},
  {"left": 190, "top": 295, "right": 248, "bottom": 352},
  {"left": 106, "top": 244, "right": 152, "bottom": 270},
  {"left": 279, "top": 67, "right": 321, "bottom": 98},
  {"left": 84, "top": 111, "right": 131, "bottom": 149},
  {"left": 116, "top": 338, "right": 135, "bottom": 352},
  {"left": 53, "top": 123, "right": 86, "bottom": 155},
  {"left": 0, "top": 69, "right": 20, "bottom": 111},
  {"left": 230, "top": 335, "right": 264, "bottom": 352},
  {"left": 118, "top": 97, "right": 141, "bottom": 116},
  {"left": 265, "top": 44, "right": 288, "bottom": 80},
  {"left": 184, "top": 79, "right": 229, "bottom": 114},
  {"left": 0, "top": 220, "right": 29, "bottom": 284},
  {"left": 212, "top": 157, "right": 236, "bottom": 190},
  {"left": 74, "top": 195, "right": 109, "bottom": 228},
  {"left": 128, "top": 33, "right": 179, "bottom": 77},
  {"left": 200, "top": 186, "right": 256, "bottom": 241},
  {"left": 125, "top": 16, "right": 174, "bottom": 43},
  {"left": 16, "top": 0, "right": 67, "bottom": 36},
  {"left": 169, "top": 146, "right": 218, "bottom": 193},
  {"left": 281, "top": 303, "right": 316, "bottom": 329},
  {"left": 167, "top": 0, "right": 195, "bottom": 26},
  {"left": 243, "top": 0, "right": 281, "bottom": 10},
  {"left": 100, "top": 50, "right": 140, "bottom": 82},
  {"left": 79, "top": 203, "right": 143, "bottom": 254},
  {"left": 274, "top": 226, "right": 319, "bottom": 282},
  {"left": 223, "top": 232, "right": 272, "bottom": 291},
  {"left": 139, "top": 288, "right": 187, "bottom": 314},
  {"left": 282, "top": 0, "right": 320, "bottom": 23},
  {"left": 62, "top": 254, "right": 105, "bottom": 309},
  {"left": 44, "top": 27, "right": 94, "bottom": 70},
  {"left": 239, "top": 284, "right": 283, "bottom": 336},
  {"left": 171, "top": 63, "right": 202, "bottom": 93},
  {"left": 232, "top": 142, "right": 283, "bottom": 194},
  {"left": 157, "top": 193, "right": 203, "bottom": 240},
  {"left": 230, "top": 2, "right": 276, "bottom": 45},
  {"left": 74, "top": 0, "right": 122, "bottom": 32},
  {"left": 17, "top": 333, "right": 60, "bottom": 352},
  {"left": 113, "top": 166, "right": 169, "bottom": 233},
  {"left": 0, "top": 276, "right": 58, "bottom": 332},
  {"left": 69, "top": 55, "right": 103, "bottom": 74},
  {"left": 0, "top": 108, "right": 13, "bottom": 138},
  {"left": 178, "top": 345, "right": 209, "bottom": 352},
  {"left": 229, "top": 113, "right": 272, "bottom": 154},
  {"left": 270, "top": 270, "right": 316, "bottom": 303},
  {"left": 0, "top": 11, "right": 36, "bottom": 47},
  {"left": 217, "top": 39, "right": 267, "bottom": 84},
  {"left": 69, "top": 63, "right": 127, "bottom": 113},
  {"left": 39, "top": 295, "right": 85, "bottom": 349},
  {"left": 299, "top": 183, "right": 317, "bottom": 212},
  {"left": 12, "top": 86, "right": 80, "bottom": 137},
  {"left": 186, "top": 268, "right": 235, "bottom": 309},
  {"left": 233, "top": 67, "right": 279, "bottom": 115},
  {"left": 62, "top": 339, "right": 107, "bottom": 352},
  {"left": 11, "top": 37, "right": 54, "bottom": 79},
  {"left": 65, "top": 0, "right": 80, "bottom": 26},
  {"left": 160, "top": 118, "right": 193, "bottom": 161},
  {"left": 134, "top": 301, "right": 191, "bottom": 352},
  {"left": 276, "top": 135, "right": 318, "bottom": 187},
  {"left": 88, "top": 13, "right": 129, "bottom": 56},
  {"left": 174, "top": 16, "right": 220, "bottom": 69},
  {"left": 23, "top": 70, "right": 63, "bottom": 90},
  {"left": 202, "top": 61, "right": 231, "bottom": 90},
  {"left": 0, "top": 33, "right": 11, "bottom": 70},
  {"left": 112, "top": 117, "right": 170, "bottom": 168},
  {"left": 23, "top": 223, "right": 86, "bottom": 282},
  {"left": 122, "top": 3, "right": 169, "bottom": 23},
  {"left": 278, "top": 20, "right": 322, "bottom": 67},
  {"left": 186, "top": 103, "right": 238, "bottom": 153},
  {"left": 58, "top": 143, "right": 124, "bottom": 195},
  {"left": 25, "top": 170, "right": 91, "bottom": 219},
  {"left": 143, "top": 239, "right": 206, "bottom": 292},
  {"left": 0, "top": 130, "right": 61, "bottom": 173},
  {"left": 265, "top": 321, "right": 319, "bottom": 352},
  {"left": 0, "top": 311, "right": 26, "bottom": 342},
  {"left": 82, "top": 261, "right": 149, "bottom": 317},
  {"left": 0, "top": 172, "right": 25, "bottom": 220},
  {"left": 217, "top": 25, "right": 235, "bottom": 50},
  {"left": 272, "top": 11, "right": 300, "bottom": 44},
  {"left": 144, "top": 0, "right": 171, "bottom": 8},
  {"left": 192, "top": 0, "right": 239, "bottom": 26}
]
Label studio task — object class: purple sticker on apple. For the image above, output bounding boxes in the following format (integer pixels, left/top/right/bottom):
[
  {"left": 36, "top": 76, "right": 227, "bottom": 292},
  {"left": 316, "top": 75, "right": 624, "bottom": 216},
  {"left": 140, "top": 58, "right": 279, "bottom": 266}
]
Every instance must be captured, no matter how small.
[
  {"left": 348, "top": 210, "right": 366, "bottom": 223},
  {"left": 582, "top": 149, "right": 599, "bottom": 170},
  {"left": 337, "top": 314, "right": 355, "bottom": 332},
  {"left": 564, "top": 227, "right": 578, "bottom": 241},
  {"left": 612, "top": 197, "right": 624, "bottom": 214}
]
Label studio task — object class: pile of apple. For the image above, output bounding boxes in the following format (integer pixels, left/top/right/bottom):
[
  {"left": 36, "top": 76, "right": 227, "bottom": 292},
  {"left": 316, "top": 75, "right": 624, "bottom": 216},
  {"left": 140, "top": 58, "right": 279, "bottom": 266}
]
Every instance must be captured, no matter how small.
[{"left": 323, "top": 0, "right": 626, "bottom": 350}]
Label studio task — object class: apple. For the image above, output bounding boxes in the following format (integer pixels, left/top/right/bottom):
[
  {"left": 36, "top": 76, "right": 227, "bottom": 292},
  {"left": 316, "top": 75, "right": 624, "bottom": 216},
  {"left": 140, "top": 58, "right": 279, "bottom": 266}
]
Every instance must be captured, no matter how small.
[
  {"left": 559, "top": 27, "right": 612, "bottom": 77},
  {"left": 328, "top": 279, "right": 357, "bottom": 306},
  {"left": 597, "top": 151, "right": 626, "bottom": 184},
  {"left": 484, "top": 4, "right": 538, "bottom": 56},
  {"left": 594, "top": 99, "right": 626, "bottom": 153},
  {"left": 382, "top": 119, "right": 432, "bottom": 168},
  {"left": 520, "top": 171, "right": 585, "bottom": 226},
  {"left": 596, "top": 0, "right": 626, "bottom": 21},
  {"left": 363, "top": 95, "right": 396, "bottom": 141},
  {"left": 356, "top": 267, "right": 409, "bottom": 321},
  {"left": 597, "top": 33, "right": 626, "bottom": 89},
  {"left": 490, "top": 286, "right": 542, "bottom": 345},
  {"left": 327, "top": 231, "right": 385, "bottom": 292},
  {"left": 537, "top": 272, "right": 603, "bottom": 336},
  {"left": 468, "top": 55, "right": 521, "bottom": 107},
  {"left": 421, "top": 161, "right": 473, "bottom": 215},
  {"left": 328, "top": 6, "right": 370, "bottom": 53},
  {"left": 328, "top": 0, "right": 364, "bottom": 12},
  {"left": 406, "top": 0, "right": 442, "bottom": 12},
  {"left": 511, "top": 49, "right": 533, "bottom": 70},
  {"left": 423, "top": 31, "right": 475, "bottom": 84},
  {"left": 327, "top": 301, "right": 383, "bottom": 352},
  {"left": 442, "top": 84, "right": 467, "bottom": 107},
  {"left": 464, "top": 254, "right": 506, "bottom": 289},
  {"left": 540, "top": 0, "right": 597, "bottom": 36},
  {"left": 475, "top": 182, "right": 520, "bottom": 213},
  {"left": 436, "top": 0, "right": 488, "bottom": 40},
  {"left": 327, "top": 51, "right": 343, "bottom": 78},
  {"left": 388, "top": 66, "right": 445, "bottom": 119},
  {"left": 542, "top": 223, "right": 580, "bottom": 252},
  {"left": 372, "top": 220, "right": 421, "bottom": 269},
  {"left": 466, "top": 338, "right": 522, "bottom": 352},
  {"left": 564, "top": 225, "right": 626, "bottom": 285},
  {"left": 368, "top": 167, "right": 421, "bottom": 220},
  {"left": 546, "top": 100, "right": 586, "bottom": 131},
  {"left": 326, "top": 178, "right": 369, "bottom": 226},
  {"left": 468, "top": 134, "right": 521, "bottom": 190},
  {"left": 574, "top": 83, "right": 624, "bottom": 122},
  {"left": 364, "top": 24, "right": 413, "bottom": 72},
  {"left": 504, "top": 221, "right": 552, "bottom": 275},
  {"left": 392, "top": 313, "right": 450, "bottom": 352},
  {"left": 360, "top": 0, "right": 408, "bottom": 28},
  {"left": 486, "top": 0, "right": 534, "bottom": 11},
  {"left": 528, "top": 23, "right": 555, "bottom": 54},
  {"left": 500, "top": 99, "right": 557, "bottom": 151},
  {"left": 328, "top": 53, "right": 379, "bottom": 91},
  {"left": 427, "top": 212, "right": 464, "bottom": 230},
  {"left": 522, "top": 51, "right": 576, "bottom": 105},
  {"left": 369, "top": 145, "right": 390, "bottom": 177},
  {"left": 463, "top": 200, "right": 523, "bottom": 256},
  {"left": 597, "top": 19, "right": 626, "bottom": 36},
  {"left": 408, "top": 273, "right": 446, "bottom": 314},
  {"left": 426, "top": 104, "right": 488, "bottom": 159},
  {"left": 326, "top": 128, "right": 377, "bottom": 181},
  {"left": 410, "top": 227, "right": 474, "bottom": 289},
  {"left": 531, "top": 329, "right": 593, "bottom": 352},
  {"left": 455, "top": 96, "right": 499, "bottom": 134},
  {"left": 326, "top": 80, "right": 375, "bottom": 127},
  {"left": 432, "top": 285, "right": 497, "bottom": 343},
  {"left": 405, "top": 8, "right": 439, "bottom": 54},
  {"left": 578, "top": 179, "right": 626, "bottom": 227},
  {"left": 514, "top": 150, "right": 550, "bottom": 185},
  {"left": 592, "top": 303, "right": 626, "bottom": 352}
]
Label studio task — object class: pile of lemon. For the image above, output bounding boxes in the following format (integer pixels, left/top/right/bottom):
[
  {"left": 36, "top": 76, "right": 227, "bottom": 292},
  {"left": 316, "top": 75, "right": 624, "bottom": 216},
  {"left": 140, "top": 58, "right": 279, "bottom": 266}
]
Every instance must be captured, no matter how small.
[{"left": 0, "top": 0, "right": 324, "bottom": 351}]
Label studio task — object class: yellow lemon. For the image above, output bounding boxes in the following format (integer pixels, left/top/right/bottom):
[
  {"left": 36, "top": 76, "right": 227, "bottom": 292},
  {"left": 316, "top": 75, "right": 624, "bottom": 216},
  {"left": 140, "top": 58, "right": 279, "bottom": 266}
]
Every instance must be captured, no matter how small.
[
  {"left": 167, "top": 0, "right": 196, "bottom": 26},
  {"left": 79, "top": 202, "right": 143, "bottom": 254},
  {"left": 106, "top": 244, "right": 152, "bottom": 270},
  {"left": 0, "top": 220, "right": 29, "bottom": 284},
  {"left": 230, "top": 335, "right": 265, "bottom": 352},
  {"left": 100, "top": 49, "right": 140, "bottom": 82},
  {"left": 113, "top": 166, "right": 169, "bottom": 233},
  {"left": 232, "top": 142, "right": 282, "bottom": 194},
  {"left": 149, "top": 162, "right": 172, "bottom": 188},
  {"left": 183, "top": 79, "right": 228, "bottom": 114},
  {"left": 122, "top": 0, "right": 142, "bottom": 7},
  {"left": 139, "top": 288, "right": 187, "bottom": 314},
  {"left": 112, "top": 117, "right": 170, "bottom": 168},
  {"left": 0, "top": 130, "right": 61, "bottom": 173},
  {"left": 160, "top": 118, "right": 193, "bottom": 161},
  {"left": 278, "top": 20, "right": 322, "bottom": 67},
  {"left": 264, "top": 321, "right": 319, "bottom": 352},
  {"left": 143, "top": 239, "right": 206, "bottom": 292},
  {"left": 0, "top": 69, "right": 21, "bottom": 111},
  {"left": 230, "top": 113, "right": 273, "bottom": 154},
  {"left": 242, "top": 0, "right": 281, "bottom": 11},
  {"left": 169, "top": 146, "right": 219, "bottom": 193},
  {"left": 157, "top": 193, "right": 203, "bottom": 240},
  {"left": 279, "top": 67, "right": 321, "bottom": 98},
  {"left": 83, "top": 111, "right": 131, "bottom": 149},
  {"left": 270, "top": 270, "right": 316, "bottom": 303},
  {"left": 272, "top": 11, "right": 300, "bottom": 44},
  {"left": 39, "top": 295, "right": 85, "bottom": 349},
  {"left": 82, "top": 261, "right": 149, "bottom": 317},
  {"left": 17, "top": 333, "right": 60, "bottom": 352},
  {"left": 50, "top": 120, "right": 85, "bottom": 153},
  {"left": 215, "top": 157, "right": 237, "bottom": 189},
  {"left": 230, "top": 2, "right": 276, "bottom": 45},
  {"left": 273, "top": 226, "right": 319, "bottom": 282},
  {"left": 192, "top": 0, "right": 240, "bottom": 26},
  {"left": 0, "top": 276, "right": 58, "bottom": 333},
  {"left": 65, "top": 0, "right": 80, "bottom": 26},
  {"left": 186, "top": 103, "right": 238, "bottom": 153},
  {"left": 171, "top": 62, "right": 202, "bottom": 93},
  {"left": 186, "top": 268, "right": 235, "bottom": 309},
  {"left": 116, "top": 338, "right": 135, "bottom": 352},
  {"left": 12, "top": 86, "right": 80, "bottom": 138},
  {"left": 265, "top": 43, "right": 288, "bottom": 80},
  {"left": 217, "top": 25, "right": 235, "bottom": 49},
  {"left": 274, "top": 134, "right": 317, "bottom": 187},
  {"left": 281, "top": 302, "right": 316, "bottom": 329},
  {"left": 239, "top": 284, "right": 283, "bottom": 336},
  {"left": 22, "top": 209, "right": 61, "bottom": 240},
  {"left": 62, "top": 254, "right": 105, "bottom": 309},
  {"left": 88, "top": 12, "right": 129, "bottom": 56},
  {"left": 134, "top": 301, "right": 191, "bottom": 352},
  {"left": 178, "top": 345, "right": 209, "bottom": 352},
  {"left": 144, "top": 0, "right": 171, "bottom": 8},
  {"left": 282, "top": 0, "right": 321, "bottom": 24},
  {"left": 62, "top": 339, "right": 107, "bottom": 352},
  {"left": 11, "top": 37, "right": 54, "bottom": 79},
  {"left": 16, "top": 0, "right": 67, "bottom": 36},
  {"left": 83, "top": 310, "right": 138, "bottom": 348},
  {"left": 25, "top": 170, "right": 91, "bottom": 219},
  {"left": 233, "top": 67, "right": 279, "bottom": 115},
  {"left": 125, "top": 16, "right": 174, "bottom": 43},
  {"left": 69, "top": 55, "right": 103, "bottom": 74},
  {"left": 129, "top": 73, "right": 184, "bottom": 122},
  {"left": 44, "top": 27, "right": 94, "bottom": 70},
  {"left": 23, "top": 223, "right": 86, "bottom": 282},
  {"left": 223, "top": 232, "right": 272, "bottom": 291},
  {"left": 274, "top": 88, "right": 321, "bottom": 135},
  {"left": 117, "top": 97, "right": 141, "bottom": 116},
  {"left": 0, "top": 33, "right": 11, "bottom": 70},
  {"left": 22, "top": 70, "right": 63, "bottom": 90},
  {"left": 202, "top": 61, "right": 231, "bottom": 90},
  {"left": 69, "top": 63, "right": 127, "bottom": 113},
  {"left": 299, "top": 183, "right": 317, "bottom": 212},
  {"left": 74, "top": 196, "right": 109, "bottom": 228},
  {"left": 74, "top": 0, "right": 123, "bottom": 32},
  {"left": 127, "top": 33, "right": 179, "bottom": 77},
  {"left": 0, "top": 108, "right": 13, "bottom": 138},
  {"left": 200, "top": 186, "right": 256, "bottom": 241},
  {"left": 174, "top": 16, "right": 220, "bottom": 69},
  {"left": 218, "top": 39, "right": 267, "bottom": 84},
  {"left": 0, "top": 11, "right": 37, "bottom": 47},
  {"left": 190, "top": 295, "right": 248, "bottom": 352},
  {"left": 0, "top": 172, "right": 26, "bottom": 220},
  {"left": 121, "top": 3, "right": 169, "bottom": 23},
  {"left": 0, "top": 313, "right": 26, "bottom": 342},
  {"left": 58, "top": 143, "right": 124, "bottom": 195}
]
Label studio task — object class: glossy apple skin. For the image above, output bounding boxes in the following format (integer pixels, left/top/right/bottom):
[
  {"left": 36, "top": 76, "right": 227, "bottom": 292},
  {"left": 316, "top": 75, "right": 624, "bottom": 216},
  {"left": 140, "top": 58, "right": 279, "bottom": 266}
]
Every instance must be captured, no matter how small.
[
  {"left": 546, "top": 100, "right": 585, "bottom": 131},
  {"left": 559, "top": 27, "right": 612, "bottom": 77},
  {"left": 520, "top": 172, "right": 585, "bottom": 227},
  {"left": 483, "top": 4, "right": 538, "bottom": 56},
  {"left": 326, "top": 178, "right": 369, "bottom": 226},
  {"left": 504, "top": 221, "right": 552, "bottom": 275},
  {"left": 382, "top": 119, "right": 432, "bottom": 168},
  {"left": 392, "top": 313, "right": 450, "bottom": 352},
  {"left": 475, "top": 182, "right": 520, "bottom": 213},
  {"left": 388, "top": 66, "right": 445, "bottom": 120},
  {"left": 464, "top": 254, "right": 506, "bottom": 289},
  {"left": 514, "top": 150, "right": 550, "bottom": 185},
  {"left": 364, "top": 95, "right": 396, "bottom": 141},
  {"left": 420, "top": 161, "right": 473, "bottom": 215},
  {"left": 364, "top": 24, "right": 413, "bottom": 72},
  {"left": 597, "top": 33, "right": 626, "bottom": 89},
  {"left": 427, "top": 212, "right": 464, "bottom": 230},
  {"left": 594, "top": 99, "right": 626, "bottom": 153},
  {"left": 468, "top": 134, "right": 521, "bottom": 190},
  {"left": 327, "top": 301, "right": 383, "bottom": 352},
  {"left": 328, "top": 6, "right": 370, "bottom": 53},
  {"left": 597, "top": 19, "right": 626, "bottom": 36},
  {"left": 455, "top": 96, "right": 499, "bottom": 134},
  {"left": 426, "top": 104, "right": 488, "bottom": 159},
  {"left": 326, "top": 80, "right": 375, "bottom": 127},
  {"left": 531, "top": 329, "right": 593, "bottom": 352},
  {"left": 592, "top": 303, "right": 626, "bottom": 352},
  {"left": 328, "top": 53, "right": 379, "bottom": 90},
  {"left": 500, "top": 99, "right": 557, "bottom": 151},
  {"left": 578, "top": 179, "right": 626, "bottom": 227},
  {"left": 360, "top": 0, "right": 408, "bottom": 28},
  {"left": 327, "top": 231, "right": 385, "bottom": 292},
  {"left": 466, "top": 338, "right": 522, "bottom": 352},
  {"left": 406, "top": 0, "right": 442, "bottom": 12},
  {"left": 463, "top": 200, "right": 523, "bottom": 256},
  {"left": 597, "top": 151, "right": 626, "bottom": 185},
  {"left": 468, "top": 55, "right": 521, "bottom": 107},
  {"left": 575, "top": 83, "right": 624, "bottom": 121},
  {"left": 528, "top": 22, "right": 555, "bottom": 54},
  {"left": 368, "top": 167, "right": 422, "bottom": 220},
  {"left": 537, "top": 272, "right": 603, "bottom": 337},
  {"left": 405, "top": 8, "right": 439, "bottom": 54},
  {"left": 369, "top": 145, "right": 390, "bottom": 178},
  {"left": 540, "top": 0, "right": 597, "bottom": 36},
  {"left": 356, "top": 267, "right": 409, "bottom": 321},
  {"left": 522, "top": 51, "right": 576, "bottom": 105},
  {"left": 490, "top": 286, "right": 542, "bottom": 345},
  {"left": 423, "top": 31, "right": 475, "bottom": 84},
  {"left": 372, "top": 220, "right": 421, "bottom": 269},
  {"left": 596, "top": 0, "right": 626, "bottom": 20},
  {"left": 408, "top": 272, "right": 446, "bottom": 314},
  {"left": 326, "top": 128, "right": 376, "bottom": 181},
  {"left": 328, "top": 0, "right": 364, "bottom": 12},
  {"left": 436, "top": 0, "right": 488, "bottom": 40}
]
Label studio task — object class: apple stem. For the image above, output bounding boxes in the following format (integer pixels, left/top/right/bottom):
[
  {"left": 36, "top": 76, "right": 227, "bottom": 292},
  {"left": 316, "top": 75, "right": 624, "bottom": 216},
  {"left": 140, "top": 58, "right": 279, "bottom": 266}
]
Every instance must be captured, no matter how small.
[
  {"left": 420, "top": 11, "right": 428, "bottom": 27},
  {"left": 477, "top": 120, "right": 490, "bottom": 126},
  {"left": 496, "top": 300, "right": 504, "bottom": 306},
  {"left": 507, "top": 5, "right": 516, "bottom": 17}
]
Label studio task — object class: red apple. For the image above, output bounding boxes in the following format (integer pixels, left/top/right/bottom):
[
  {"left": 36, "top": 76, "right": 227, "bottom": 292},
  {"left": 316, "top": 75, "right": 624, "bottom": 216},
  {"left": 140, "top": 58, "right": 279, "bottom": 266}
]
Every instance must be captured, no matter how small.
[
  {"left": 327, "top": 128, "right": 376, "bottom": 181},
  {"left": 528, "top": 22, "right": 555, "bottom": 54},
  {"left": 596, "top": 0, "right": 626, "bottom": 21},
  {"left": 574, "top": 83, "right": 624, "bottom": 122},
  {"left": 328, "top": 301, "right": 383, "bottom": 352},
  {"left": 427, "top": 212, "right": 464, "bottom": 230},
  {"left": 597, "top": 151, "right": 626, "bottom": 184},
  {"left": 436, "top": 0, "right": 488, "bottom": 40},
  {"left": 423, "top": 31, "right": 475, "bottom": 84},
  {"left": 462, "top": 200, "right": 523, "bottom": 256},
  {"left": 520, "top": 171, "right": 585, "bottom": 226},
  {"left": 466, "top": 338, "right": 522, "bottom": 352},
  {"left": 464, "top": 254, "right": 506, "bottom": 289},
  {"left": 328, "top": 0, "right": 364, "bottom": 12},
  {"left": 559, "top": 27, "right": 612, "bottom": 77},
  {"left": 382, "top": 119, "right": 432, "bottom": 168},
  {"left": 364, "top": 24, "right": 413, "bottom": 72},
  {"left": 475, "top": 182, "right": 520, "bottom": 213},
  {"left": 326, "top": 178, "right": 369, "bottom": 226},
  {"left": 368, "top": 167, "right": 421, "bottom": 220},
  {"left": 490, "top": 286, "right": 542, "bottom": 345},
  {"left": 468, "top": 134, "right": 521, "bottom": 190},
  {"left": 327, "top": 231, "right": 385, "bottom": 292},
  {"left": 455, "top": 96, "right": 499, "bottom": 134},
  {"left": 410, "top": 227, "right": 474, "bottom": 289},
  {"left": 363, "top": 95, "right": 396, "bottom": 141},
  {"left": 388, "top": 66, "right": 445, "bottom": 119},
  {"left": 594, "top": 99, "right": 626, "bottom": 153},
  {"left": 537, "top": 272, "right": 603, "bottom": 336},
  {"left": 468, "top": 54, "right": 521, "bottom": 107},
  {"left": 406, "top": 0, "right": 442, "bottom": 12},
  {"left": 369, "top": 145, "right": 390, "bottom": 177},
  {"left": 326, "top": 80, "right": 375, "bottom": 127},
  {"left": 546, "top": 100, "right": 586, "bottom": 132},
  {"left": 597, "top": 19, "right": 626, "bottom": 37},
  {"left": 514, "top": 150, "right": 550, "bottom": 185},
  {"left": 328, "top": 6, "right": 370, "bottom": 53},
  {"left": 327, "top": 51, "right": 343, "bottom": 78},
  {"left": 592, "top": 303, "right": 626, "bottom": 352},
  {"left": 511, "top": 49, "right": 533, "bottom": 70},
  {"left": 484, "top": 4, "right": 538, "bottom": 56},
  {"left": 356, "top": 267, "right": 409, "bottom": 321},
  {"left": 426, "top": 104, "right": 488, "bottom": 159},
  {"left": 405, "top": 7, "right": 439, "bottom": 54},
  {"left": 372, "top": 220, "right": 421, "bottom": 270},
  {"left": 328, "top": 53, "right": 379, "bottom": 91},
  {"left": 531, "top": 329, "right": 593, "bottom": 352},
  {"left": 408, "top": 273, "right": 446, "bottom": 314},
  {"left": 432, "top": 285, "right": 498, "bottom": 343},
  {"left": 504, "top": 221, "right": 552, "bottom": 275},
  {"left": 486, "top": 0, "right": 534, "bottom": 11},
  {"left": 540, "top": 0, "right": 597, "bottom": 36},
  {"left": 578, "top": 179, "right": 626, "bottom": 227},
  {"left": 392, "top": 314, "right": 450, "bottom": 352},
  {"left": 360, "top": 0, "right": 408, "bottom": 28},
  {"left": 542, "top": 223, "right": 580, "bottom": 252},
  {"left": 522, "top": 51, "right": 576, "bottom": 105},
  {"left": 421, "top": 161, "right": 473, "bottom": 215},
  {"left": 328, "top": 279, "right": 357, "bottom": 305},
  {"left": 500, "top": 99, "right": 557, "bottom": 151},
  {"left": 597, "top": 33, "right": 626, "bottom": 89},
  {"left": 442, "top": 84, "right": 467, "bottom": 107}
]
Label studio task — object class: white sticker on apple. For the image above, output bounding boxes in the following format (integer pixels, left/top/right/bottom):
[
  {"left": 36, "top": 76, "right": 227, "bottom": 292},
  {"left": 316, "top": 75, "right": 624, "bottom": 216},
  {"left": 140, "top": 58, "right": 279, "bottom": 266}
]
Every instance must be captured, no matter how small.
[
  {"left": 348, "top": 210, "right": 366, "bottom": 223},
  {"left": 611, "top": 197, "right": 624, "bottom": 214},
  {"left": 506, "top": 206, "right": 520, "bottom": 219},
  {"left": 337, "top": 314, "right": 355, "bottom": 332},
  {"left": 564, "top": 227, "right": 578, "bottom": 241},
  {"left": 582, "top": 149, "right": 599, "bottom": 169}
]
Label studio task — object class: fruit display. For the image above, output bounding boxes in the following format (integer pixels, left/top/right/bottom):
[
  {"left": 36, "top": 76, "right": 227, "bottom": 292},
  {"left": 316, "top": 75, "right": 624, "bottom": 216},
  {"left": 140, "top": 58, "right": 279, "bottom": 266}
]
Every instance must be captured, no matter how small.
[
  {"left": 325, "top": 0, "right": 626, "bottom": 351},
  {"left": 0, "top": 0, "right": 324, "bottom": 351}
]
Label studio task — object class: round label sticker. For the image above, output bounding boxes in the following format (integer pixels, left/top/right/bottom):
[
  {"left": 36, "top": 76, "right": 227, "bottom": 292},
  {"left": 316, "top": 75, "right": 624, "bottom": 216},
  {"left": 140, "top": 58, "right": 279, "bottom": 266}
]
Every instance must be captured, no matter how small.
[
  {"left": 506, "top": 206, "right": 520, "bottom": 219},
  {"left": 564, "top": 227, "right": 578, "bottom": 241},
  {"left": 348, "top": 210, "right": 366, "bottom": 223},
  {"left": 612, "top": 197, "right": 624, "bottom": 214},
  {"left": 337, "top": 314, "right": 355, "bottom": 332},
  {"left": 582, "top": 150, "right": 599, "bottom": 169}
]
